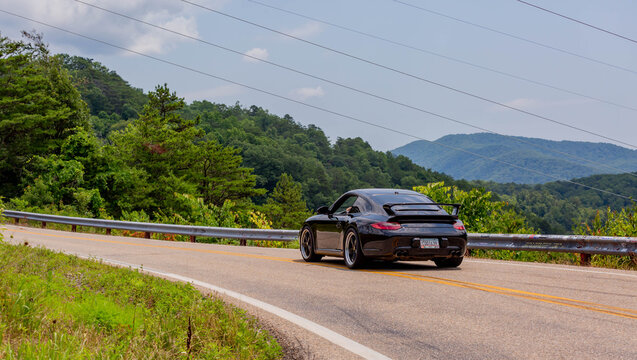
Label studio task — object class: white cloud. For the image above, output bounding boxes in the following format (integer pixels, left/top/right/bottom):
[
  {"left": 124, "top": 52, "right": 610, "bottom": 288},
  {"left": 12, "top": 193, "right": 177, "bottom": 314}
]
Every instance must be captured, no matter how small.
[
  {"left": 0, "top": 0, "right": 214, "bottom": 55},
  {"left": 503, "top": 98, "right": 540, "bottom": 110},
  {"left": 291, "top": 86, "right": 325, "bottom": 100},
  {"left": 285, "top": 21, "right": 323, "bottom": 39},
  {"left": 243, "top": 47, "right": 269, "bottom": 62}
]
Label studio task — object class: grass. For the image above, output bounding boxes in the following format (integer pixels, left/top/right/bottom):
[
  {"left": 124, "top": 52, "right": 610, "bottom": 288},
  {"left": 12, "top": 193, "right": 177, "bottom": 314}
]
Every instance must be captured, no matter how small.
[{"left": 0, "top": 241, "right": 283, "bottom": 359}]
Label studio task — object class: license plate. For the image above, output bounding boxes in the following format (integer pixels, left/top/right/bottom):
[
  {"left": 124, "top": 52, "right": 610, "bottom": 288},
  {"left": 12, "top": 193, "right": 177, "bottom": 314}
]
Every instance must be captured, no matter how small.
[{"left": 418, "top": 238, "right": 439, "bottom": 249}]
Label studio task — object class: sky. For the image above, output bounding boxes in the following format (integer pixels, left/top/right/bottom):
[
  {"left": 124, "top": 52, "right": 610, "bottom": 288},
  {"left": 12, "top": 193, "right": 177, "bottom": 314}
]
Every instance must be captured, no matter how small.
[{"left": 1, "top": 0, "right": 636, "bottom": 152}]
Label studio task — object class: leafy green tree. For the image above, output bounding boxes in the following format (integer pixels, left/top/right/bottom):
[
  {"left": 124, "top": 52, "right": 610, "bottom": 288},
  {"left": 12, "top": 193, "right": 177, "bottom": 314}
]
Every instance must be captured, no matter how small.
[
  {"left": 11, "top": 154, "right": 104, "bottom": 217},
  {"left": 261, "top": 173, "right": 311, "bottom": 229},
  {"left": 109, "top": 84, "right": 262, "bottom": 215},
  {"left": 0, "top": 32, "right": 89, "bottom": 198},
  {"left": 413, "top": 182, "right": 533, "bottom": 234},
  {"left": 193, "top": 140, "right": 264, "bottom": 206}
]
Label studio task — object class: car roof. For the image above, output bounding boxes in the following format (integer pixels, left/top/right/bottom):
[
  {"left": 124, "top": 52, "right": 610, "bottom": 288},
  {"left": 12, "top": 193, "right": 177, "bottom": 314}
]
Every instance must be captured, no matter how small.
[{"left": 348, "top": 188, "right": 424, "bottom": 196}]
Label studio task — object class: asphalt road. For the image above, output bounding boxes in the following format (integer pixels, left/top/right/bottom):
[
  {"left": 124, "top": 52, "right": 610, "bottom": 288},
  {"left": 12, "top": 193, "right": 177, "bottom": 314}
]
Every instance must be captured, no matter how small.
[{"left": 2, "top": 224, "right": 636, "bottom": 359}]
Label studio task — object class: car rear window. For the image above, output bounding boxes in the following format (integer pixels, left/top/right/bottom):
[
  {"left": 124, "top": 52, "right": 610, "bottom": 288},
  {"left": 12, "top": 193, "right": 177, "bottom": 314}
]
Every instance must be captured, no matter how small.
[{"left": 369, "top": 193, "right": 433, "bottom": 205}]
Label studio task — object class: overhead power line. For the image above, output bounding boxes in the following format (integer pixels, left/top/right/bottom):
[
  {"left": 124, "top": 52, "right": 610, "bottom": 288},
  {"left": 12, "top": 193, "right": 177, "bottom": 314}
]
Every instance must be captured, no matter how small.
[
  {"left": 180, "top": 0, "right": 637, "bottom": 149},
  {"left": 0, "top": 8, "right": 633, "bottom": 202},
  {"left": 517, "top": 0, "right": 637, "bottom": 45},
  {"left": 248, "top": 0, "right": 637, "bottom": 113},
  {"left": 73, "top": 0, "right": 637, "bottom": 179},
  {"left": 391, "top": 0, "right": 637, "bottom": 76}
]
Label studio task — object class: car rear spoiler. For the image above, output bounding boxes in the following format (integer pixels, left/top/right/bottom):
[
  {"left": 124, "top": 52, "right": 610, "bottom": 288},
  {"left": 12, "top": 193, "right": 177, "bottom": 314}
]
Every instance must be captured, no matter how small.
[{"left": 383, "top": 202, "right": 461, "bottom": 219}]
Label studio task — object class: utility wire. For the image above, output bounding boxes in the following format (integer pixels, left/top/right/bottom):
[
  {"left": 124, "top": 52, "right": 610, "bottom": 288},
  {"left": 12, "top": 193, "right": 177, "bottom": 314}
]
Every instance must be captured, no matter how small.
[
  {"left": 517, "top": 0, "right": 637, "bottom": 45},
  {"left": 72, "top": 0, "right": 637, "bottom": 179},
  {"left": 1, "top": 8, "right": 633, "bottom": 202},
  {"left": 248, "top": 0, "right": 637, "bottom": 114},
  {"left": 391, "top": 0, "right": 637, "bottom": 76},
  {"left": 181, "top": 0, "right": 637, "bottom": 149}
]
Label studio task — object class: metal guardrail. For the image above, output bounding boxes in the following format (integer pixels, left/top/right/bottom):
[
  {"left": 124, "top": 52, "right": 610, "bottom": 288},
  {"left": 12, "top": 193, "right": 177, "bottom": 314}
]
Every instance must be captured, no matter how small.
[
  {"left": 2, "top": 210, "right": 636, "bottom": 258},
  {"left": 467, "top": 233, "right": 636, "bottom": 257},
  {"left": 2, "top": 210, "right": 297, "bottom": 242}
]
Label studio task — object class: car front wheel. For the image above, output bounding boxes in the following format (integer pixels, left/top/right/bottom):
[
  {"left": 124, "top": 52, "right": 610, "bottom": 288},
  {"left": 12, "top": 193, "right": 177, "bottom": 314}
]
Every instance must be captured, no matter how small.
[
  {"left": 344, "top": 228, "right": 365, "bottom": 269},
  {"left": 300, "top": 226, "right": 322, "bottom": 262}
]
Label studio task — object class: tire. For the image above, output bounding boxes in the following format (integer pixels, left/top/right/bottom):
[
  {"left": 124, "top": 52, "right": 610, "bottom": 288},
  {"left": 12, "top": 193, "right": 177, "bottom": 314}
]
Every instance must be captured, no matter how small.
[
  {"left": 299, "top": 226, "right": 322, "bottom": 262},
  {"left": 434, "top": 256, "right": 463, "bottom": 268},
  {"left": 343, "top": 228, "right": 365, "bottom": 269}
]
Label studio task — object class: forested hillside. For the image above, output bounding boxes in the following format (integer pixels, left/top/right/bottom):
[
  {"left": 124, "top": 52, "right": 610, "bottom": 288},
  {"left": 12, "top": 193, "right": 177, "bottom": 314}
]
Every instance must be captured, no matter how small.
[
  {"left": 179, "top": 101, "right": 456, "bottom": 209},
  {"left": 392, "top": 133, "right": 637, "bottom": 183},
  {"left": 61, "top": 55, "right": 147, "bottom": 138},
  {"left": 2, "top": 32, "right": 634, "bottom": 236},
  {"left": 477, "top": 173, "right": 637, "bottom": 233}
]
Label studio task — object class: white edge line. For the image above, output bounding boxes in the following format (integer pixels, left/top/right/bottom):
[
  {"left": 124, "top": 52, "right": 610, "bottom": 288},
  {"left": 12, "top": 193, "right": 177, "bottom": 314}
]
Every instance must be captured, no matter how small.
[
  {"left": 77, "top": 255, "right": 391, "bottom": 360},
  {"left": 465, "top": 258, "right": 637, "bottom": 278}
]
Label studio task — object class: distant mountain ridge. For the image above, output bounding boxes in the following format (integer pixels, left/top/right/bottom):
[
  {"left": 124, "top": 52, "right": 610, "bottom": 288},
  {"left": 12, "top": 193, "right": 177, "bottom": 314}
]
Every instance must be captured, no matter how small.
[{"left": 391, "top": 133, "right": 637, "bottom": 184}]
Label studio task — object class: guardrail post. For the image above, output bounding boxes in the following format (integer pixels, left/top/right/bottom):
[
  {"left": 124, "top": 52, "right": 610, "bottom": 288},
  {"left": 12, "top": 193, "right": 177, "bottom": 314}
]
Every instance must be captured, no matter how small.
[
  {"left": 14, "top": 217, "right": 19, "bottom": 225},
  {"left": 41, "top": 221, "right": 46, "bottom": 229},
  {"left": 144, "top": 232, "right": 151, "bottom": 239},
  {"left": 71, "top": 225, "right": 77, "bottom": 232},
  {"left": 190, "top": 235, "right": 196, "bottom": 243},
  {"left": 579, "top": 253, "right": 591, "bottom": 266},
  {"left": 105, "top": 228, "right": 111, "bottom": 235},
  {"left": 240, "top": 239, "right": 246, "bottom": 246}
]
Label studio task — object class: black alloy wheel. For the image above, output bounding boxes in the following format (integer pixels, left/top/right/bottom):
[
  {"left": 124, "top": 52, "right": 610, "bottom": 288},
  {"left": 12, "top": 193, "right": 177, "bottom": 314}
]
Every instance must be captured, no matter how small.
[
  {"left": 300, "top": 226, "right": 322, "bottom": 262},
  {"left": 344, "top": 228, "right": 365, "bottom": 269},
  {"left": 434, "top": 256, "right": 463, "bottom": 268}
]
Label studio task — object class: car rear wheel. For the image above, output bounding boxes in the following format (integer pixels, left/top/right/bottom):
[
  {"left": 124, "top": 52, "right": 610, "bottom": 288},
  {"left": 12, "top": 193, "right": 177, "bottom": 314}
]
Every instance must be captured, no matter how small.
[
  {"left": 344, "top": 228, "right": 365, "bottom": 269},
  {"left": 434, "top": 256, "right": 463, "bottom": 268},
  {"left": 300, "top": 226, "right": 322, "bottom": 262}
]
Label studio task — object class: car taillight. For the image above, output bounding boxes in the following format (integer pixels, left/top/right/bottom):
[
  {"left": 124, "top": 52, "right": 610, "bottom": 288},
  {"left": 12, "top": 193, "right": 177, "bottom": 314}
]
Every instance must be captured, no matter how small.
[
  {"left": 453, "top": 220, "right": 465, "bottom": 230},
  {"left": 371, "top": 222, "right": 402, "bottom": 230}
]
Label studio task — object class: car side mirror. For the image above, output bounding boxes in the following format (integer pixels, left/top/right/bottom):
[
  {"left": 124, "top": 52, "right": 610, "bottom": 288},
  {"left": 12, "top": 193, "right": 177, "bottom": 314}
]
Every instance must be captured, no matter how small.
[{"left": 317, "top": 206, "right": 329, "bottom": 215}]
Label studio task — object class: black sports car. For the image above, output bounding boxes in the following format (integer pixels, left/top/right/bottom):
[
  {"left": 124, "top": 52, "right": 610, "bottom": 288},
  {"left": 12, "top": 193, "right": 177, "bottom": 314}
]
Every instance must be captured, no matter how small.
[{"left": 299, "top": 189, "right": 467, "bottom": 269}]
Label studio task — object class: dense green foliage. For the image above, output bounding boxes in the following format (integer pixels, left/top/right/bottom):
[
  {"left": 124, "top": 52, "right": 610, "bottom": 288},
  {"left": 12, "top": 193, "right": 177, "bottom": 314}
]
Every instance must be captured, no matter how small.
[
  {"left": 259, "top": 173, "right": 311, "bottom": 229},
  {"left": 393, "top": 133, "right": 637, "bottom": 184},
  {"left": 2, "top": 31, "right": 635, "bottom": 239},
  {"left": 0, "top": 32, "right": 90, "bottom": 198},
  {"left": 180, "top": 101, "right": 455, "bottom": 211},
  {"left": 60, "top": 54, "right": 147, "bottom": 138},
  {"left": 575, "top": 205, "right": 636, "bottom": 269},
  {"left": 413, "top": 182, "right": 533, "bottom": 234},
  {"left": 0, "top": 242, "right": 282, "bottom": 358},
  {"left": 1, "top": 34, "right": 274, "bottom": 230},
  {"left": 479, "top": 173, "right": 636, "bottom": 233}
]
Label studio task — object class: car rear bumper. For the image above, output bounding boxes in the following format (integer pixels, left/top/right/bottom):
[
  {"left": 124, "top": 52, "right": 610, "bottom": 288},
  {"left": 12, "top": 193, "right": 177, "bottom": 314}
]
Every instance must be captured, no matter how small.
[{"left": 362, "top": 235, "right": 467, "bottom": 260}]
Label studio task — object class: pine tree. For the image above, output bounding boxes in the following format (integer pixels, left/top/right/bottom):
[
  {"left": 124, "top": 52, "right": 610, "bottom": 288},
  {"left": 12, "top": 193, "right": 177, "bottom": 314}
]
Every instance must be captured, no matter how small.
[{"left": 262, "top": 173, "right": 311, "bottom": 229}]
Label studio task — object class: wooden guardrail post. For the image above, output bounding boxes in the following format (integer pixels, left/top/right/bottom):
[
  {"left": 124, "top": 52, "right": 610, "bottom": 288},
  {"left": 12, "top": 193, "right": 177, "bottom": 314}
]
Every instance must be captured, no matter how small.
[
  {"left": 71, "top": 225, "right": 77, "bottom": 232},
  {"left": 41, "top": 221, "right": 46, "bottom": 228},
  {"left": 190, "top": 235, "right": 196, "bottom": 243},
  {"left": 579, "top": 253, "right": 591, "bottom": 266},
  {"left": 105, "top": 228, "right": 111, "bottom": 235},
  {"left": 144, "top": 232, "right": 151, "bottom": 239},
  {"left": 240, "top": 239, "right": 247, "bottom": 246}
]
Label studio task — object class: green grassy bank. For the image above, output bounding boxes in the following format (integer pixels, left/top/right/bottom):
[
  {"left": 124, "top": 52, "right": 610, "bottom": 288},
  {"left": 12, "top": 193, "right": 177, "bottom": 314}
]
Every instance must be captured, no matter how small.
[{"left": 0, "top": 242, "right": 282, "bottom": 359}]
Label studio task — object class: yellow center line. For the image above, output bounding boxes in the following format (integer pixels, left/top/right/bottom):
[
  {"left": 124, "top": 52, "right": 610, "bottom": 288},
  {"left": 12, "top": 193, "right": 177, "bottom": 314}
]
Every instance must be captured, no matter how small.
[
  {"left": 387, "top": 271, "right": 637, "bottom": 315},
  {"left": 362, "top": 270, "right": 637, "bottom": 320},
  {"left": 7, "top": 227, "right": 637, "bottom": 320}
]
